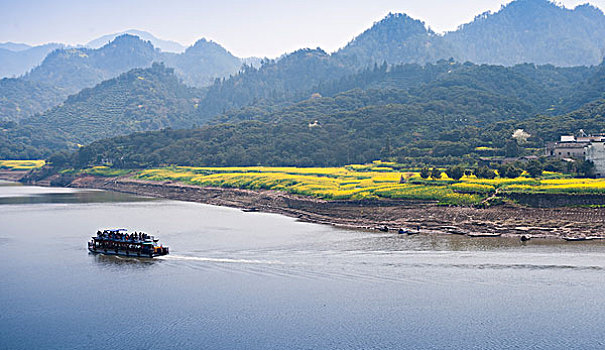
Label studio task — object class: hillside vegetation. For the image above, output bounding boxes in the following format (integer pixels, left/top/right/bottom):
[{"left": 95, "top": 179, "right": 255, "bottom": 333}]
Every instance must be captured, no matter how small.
[
  {"left": 67, "top": 62, "right": 604, "bottom": 169},
  {"left": 22, "top": 63, "right": 201, "bottom": 145}
]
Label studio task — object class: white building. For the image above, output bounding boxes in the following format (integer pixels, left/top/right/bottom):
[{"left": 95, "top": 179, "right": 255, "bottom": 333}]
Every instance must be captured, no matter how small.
[{"left": 585, "top": 142, "right": 605, "bottom": 177}]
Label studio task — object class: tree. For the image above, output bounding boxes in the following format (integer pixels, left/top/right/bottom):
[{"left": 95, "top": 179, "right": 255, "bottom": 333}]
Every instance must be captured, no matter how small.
[
  {"left": 525, "top": 160, "right": 543, "bottom": 178},
  {"left": 474, "top": 166, "right": 496, "bottom": 179},
  {"left": 504, "top": 139, "right": 520, "bottom": 157},
  {"left": 512, "top": 129, "right": 530, "bottom": 143},
  {"left": 504, "top": 166, "right": 522, "bottom": 178},
  {"left": 48, "top": 151, "right": 72, "bottom": 167},
  {"left": 420, "top": 167, "right": 430, "bottom": 179},
  {"left": 575, "top": 159, "right": 595, "bottom": 178},
  {"left": 497, "top": 164, "right": 522, "bottom": 178},
  {"left": 445, "top": 165, "right": 464, "bottom": 180},
  {"left": 431, "top": 167, "right": 442, "bottom": 179}
]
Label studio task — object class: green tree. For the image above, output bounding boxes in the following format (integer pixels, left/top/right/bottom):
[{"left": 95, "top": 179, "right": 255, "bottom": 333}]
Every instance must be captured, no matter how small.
[
  {"left": 420, "top": 167, "right": 430, "bottom": 179},
  {"left": 504, "top": 139, "right": 520, "bottom": 157},
  {"left": 445, "top": 165, "right": 464, "bottom": 180},
  {"left": 431, "top": 167, "right": 442, "bottom": 179},
  {"left": 525, "top": 160, "right": 543, "bottom": 178},
  {"left": 504, "top": 166, "right": 522, "bottom": 178},
  {"left": 576, "top": 159, "right": 595, "bottom": 178},
  {"left": 474, "top": 166, "right": 496, "bottom": 179}
]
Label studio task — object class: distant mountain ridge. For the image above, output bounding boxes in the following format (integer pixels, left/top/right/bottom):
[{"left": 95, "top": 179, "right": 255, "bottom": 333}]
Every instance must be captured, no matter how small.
[
  {"left": 0, "top": 34, "right": 245, "bottom": 121},
  {"left": 334, "top": 13, "right": 457, "bottom": 67},
  {"left": 334, "top": 0, "right": 604, "bottom": 68},
  {"left": 444, "top": 0, "right": 605, "bottom": 66},
  {"left": 24, "top": 34, "right": 244, "bottom": 92},
  {"left": 24, "top": 34, "right": 158, "bottom": 94},
  {"left": 0, "top": 42, "right": 32, "bottom": 52},
  {"left": 86, "top": 29, "right": 186, "bottom": 53},
  {"left": 161, "top": 38, "right": 243, "bottom": 88},
  {"left": 0, "top": 43, "right": 64, "bottom": 78}
]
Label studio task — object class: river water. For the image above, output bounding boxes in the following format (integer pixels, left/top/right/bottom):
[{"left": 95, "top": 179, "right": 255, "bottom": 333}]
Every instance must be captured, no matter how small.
[{"left": 1, "top": 181, "right": 604, "bottom": 349}]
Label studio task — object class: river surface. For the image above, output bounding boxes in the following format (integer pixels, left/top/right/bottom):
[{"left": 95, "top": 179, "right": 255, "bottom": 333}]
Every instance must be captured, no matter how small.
[{"left": 1, "top": 181, "right": 605, "bottom": 349}]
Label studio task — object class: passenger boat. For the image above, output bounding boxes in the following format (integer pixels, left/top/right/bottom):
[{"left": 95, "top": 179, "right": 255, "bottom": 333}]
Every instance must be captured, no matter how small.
[
  {"left": 88, "top": 229, "right": 169, "bottom": 258},
  {"left": 242, "top": 207, "right": 259, "bottom": 212},
  {"left": 563, "top": 236, "right": 603, "bottom": 241}
]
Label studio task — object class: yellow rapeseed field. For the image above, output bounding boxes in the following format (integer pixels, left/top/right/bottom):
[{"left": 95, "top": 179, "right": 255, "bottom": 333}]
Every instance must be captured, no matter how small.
[
  {"left": 0, "top": 160, "right": 45, "bottom": 170},
  {"left": 70, "top": 161, "right": 605, "bottom": 205}
]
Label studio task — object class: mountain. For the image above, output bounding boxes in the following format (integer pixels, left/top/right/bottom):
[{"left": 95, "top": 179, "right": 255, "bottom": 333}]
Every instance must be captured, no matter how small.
[
  {"left": 3, "top": 60, "right": 602, "bottom": 162},
  {"left": 161, "top": 38, "right": 243, "bottom": 88},
  {"left": 21, "top": 34, "right": 244, "bottom": 93},
  {"left": 444, "top": 0, "right": 605, "bottom": 66},
  {"left": 21, "top": 63, "right": 202, "bottom": 146},
  {"left": 334, "top": 13, "right": 457, "bottom": 67},
  {"left": 0, "top": 43, "right": 64, "bottom": 78},
  {"left": 0, "top": 42, "right": 32, "bottom": 52},
  {"left": 193, "top": 48, "right": 353, "bottom": 120},
  {"left": 331, "top": 1, "right": 604, "bottom": 68},
  {"left": 24, "top": 34, "right": 158, "bottom": 94},
  {"left": 86, "top": 29, "right": 186, "bottom": 53},
  {"left": 1, "top": 34, "right": 247, "bottom": 122}
]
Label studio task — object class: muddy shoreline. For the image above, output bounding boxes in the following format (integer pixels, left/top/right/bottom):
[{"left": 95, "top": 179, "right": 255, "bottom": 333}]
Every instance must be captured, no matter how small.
[
  {"left": 67, "top": 176, "right": 605, "bottom": 240},
  {"left": 3, "top": 171, "right": 604, "bottom": 240}
]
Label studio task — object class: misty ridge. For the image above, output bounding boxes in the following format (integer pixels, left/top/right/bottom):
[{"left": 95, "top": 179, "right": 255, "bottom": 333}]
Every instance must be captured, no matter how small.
[{"left": 0, "top": 0, "right": 604, "bottom": 166}]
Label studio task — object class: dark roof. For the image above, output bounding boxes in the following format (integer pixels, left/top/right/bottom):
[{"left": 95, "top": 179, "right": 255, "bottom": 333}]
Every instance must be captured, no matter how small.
[{"left": 554, "top": 143, "right": 587, "bottom": 149}]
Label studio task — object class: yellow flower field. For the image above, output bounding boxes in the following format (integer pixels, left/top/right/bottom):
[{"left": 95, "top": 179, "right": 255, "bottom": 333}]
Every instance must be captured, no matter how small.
[
  {"left": 0, "top": 160, "right": 45, "bottom": 170},
  {"left": 9, "top": 159, "right": 605, "bottom": 205},
  {"left": 130, "top": 162, "right": 605, "bottom": 205}
]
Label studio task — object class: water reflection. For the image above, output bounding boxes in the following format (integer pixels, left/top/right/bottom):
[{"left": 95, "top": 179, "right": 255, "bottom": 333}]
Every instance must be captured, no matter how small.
[
  {"left": 0, "top": 188, "right": 156, "bottom": 205},
  {"left": 90, "top": 252, "right": 159, "bottom": 268}
]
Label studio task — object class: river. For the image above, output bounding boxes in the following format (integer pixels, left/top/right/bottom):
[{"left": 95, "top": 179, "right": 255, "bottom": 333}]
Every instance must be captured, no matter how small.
[{"left": 1, "top": 181, "right": 604, "bottom": 349}]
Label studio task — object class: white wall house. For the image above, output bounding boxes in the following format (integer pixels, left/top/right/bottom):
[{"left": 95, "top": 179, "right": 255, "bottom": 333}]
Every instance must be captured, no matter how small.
[{"left": 585, "top": 142, "right": 605, "bottom": 177}]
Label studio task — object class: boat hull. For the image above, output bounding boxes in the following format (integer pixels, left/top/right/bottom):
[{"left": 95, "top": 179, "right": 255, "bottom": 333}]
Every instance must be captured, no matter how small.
[{"left": 88, "top": 247, "right": 166, "bottom": 258}]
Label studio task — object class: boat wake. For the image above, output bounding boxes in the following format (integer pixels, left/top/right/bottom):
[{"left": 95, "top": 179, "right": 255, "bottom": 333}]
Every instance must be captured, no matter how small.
[{"left": 159, "top": 254, "right": 286, "bottom": 265}]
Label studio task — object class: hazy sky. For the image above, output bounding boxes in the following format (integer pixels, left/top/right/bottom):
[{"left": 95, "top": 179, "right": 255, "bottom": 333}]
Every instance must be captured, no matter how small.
[{"left": 1, "top": 0, "right": 604, "bottom": 57}]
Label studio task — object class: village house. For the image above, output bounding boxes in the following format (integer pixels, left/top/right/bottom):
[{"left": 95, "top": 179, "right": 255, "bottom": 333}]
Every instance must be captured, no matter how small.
[
  {"left": 546, "top": 131, "right": 605, "bottom": 177},
  {"left": 545, "top": 132, "right": 605, "bottom": 160}
]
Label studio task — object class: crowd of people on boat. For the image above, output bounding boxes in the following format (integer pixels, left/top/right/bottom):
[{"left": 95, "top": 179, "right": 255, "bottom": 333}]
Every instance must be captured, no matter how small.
[{"left": 96, "top": 230, "right": 150, "bottom": 242}]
